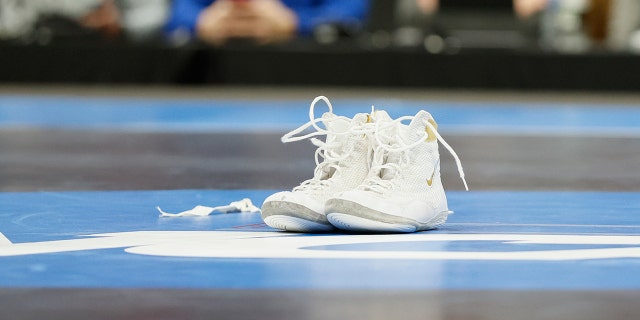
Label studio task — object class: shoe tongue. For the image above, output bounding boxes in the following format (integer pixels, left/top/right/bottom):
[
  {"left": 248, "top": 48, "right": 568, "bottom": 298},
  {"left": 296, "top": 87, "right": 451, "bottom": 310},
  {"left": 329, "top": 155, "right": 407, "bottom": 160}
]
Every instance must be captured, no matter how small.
[
  {"left": 379, "top": 111, "right": 435, "bottom": 180},
  {"left": 316, "top": 113, "right": 350, "bottom": 179},
  {"left": 322, "top": 112, "right": 349, "bottom": 132},
  {"left": 367, "top": 110, "right": 395, "bottom": 145},
  {"left": 372, "top": 110, "right": 392, "bottom": 123},
  {"left": 400, "top": 110, "right": 435, "bottom": 144},
  {"left": 352, "top": 112, "right": 369, "bottom": 125},
  {"left": 376, "top": 111, "right": 401, "bottom": 180}
]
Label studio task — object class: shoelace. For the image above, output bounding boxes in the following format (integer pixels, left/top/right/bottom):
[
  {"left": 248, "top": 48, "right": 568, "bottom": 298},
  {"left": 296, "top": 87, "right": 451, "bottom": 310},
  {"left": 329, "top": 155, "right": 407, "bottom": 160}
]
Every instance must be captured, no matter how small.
[
  {"left": 425, "top": 120, "right": 469, "bottom": 191},
  {"left": 281, "top": 96, "right": 375, "bottom": 192},
  {"left": 363, "top": 115, "right": 469, "bottom": 192},
  {"left": 281, "top": 96, "right": 337, "bottom": 143}
]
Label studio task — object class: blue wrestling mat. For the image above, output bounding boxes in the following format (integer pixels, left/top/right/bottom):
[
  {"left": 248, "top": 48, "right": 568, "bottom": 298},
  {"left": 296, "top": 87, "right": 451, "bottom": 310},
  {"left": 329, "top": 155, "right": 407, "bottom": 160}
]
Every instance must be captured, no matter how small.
[
  {"left": 1, "top": 190, "right": 639, "bottom": 290},
  {"left": 1, "top": 94, "right": 639, "bottom": 295},
  {"left": 1, "top": 95, "right": 640, "bottom": 136}
]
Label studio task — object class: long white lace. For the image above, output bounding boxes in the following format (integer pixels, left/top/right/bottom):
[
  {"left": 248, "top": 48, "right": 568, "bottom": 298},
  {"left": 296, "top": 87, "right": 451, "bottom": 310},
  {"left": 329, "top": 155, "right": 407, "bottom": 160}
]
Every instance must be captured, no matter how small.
[
  {"left": 425, "top": 121, "right": 469, "bottom": 191},
  {"left": 281, "top": 96, "right": 336, "bottom": 143},
  {"left": 363, "top": 115, "right": 469, "bottom": 192},
  {"left": 281, "top": 96, "right": 374, "bottom": 192}
]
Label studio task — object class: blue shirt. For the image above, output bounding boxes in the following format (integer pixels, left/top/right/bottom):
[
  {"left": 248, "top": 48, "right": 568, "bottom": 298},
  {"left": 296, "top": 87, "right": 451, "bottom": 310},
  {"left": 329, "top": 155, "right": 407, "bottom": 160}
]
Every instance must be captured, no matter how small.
[{"left": 165, "top": 0, "right": 370, "bottom": 37}]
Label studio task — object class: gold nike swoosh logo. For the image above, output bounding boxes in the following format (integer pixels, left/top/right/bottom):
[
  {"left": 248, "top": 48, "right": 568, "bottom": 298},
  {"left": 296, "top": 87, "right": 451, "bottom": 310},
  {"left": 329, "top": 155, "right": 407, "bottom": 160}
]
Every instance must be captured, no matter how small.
[
  {"left": 427, "top": 159, "right": 440, "bottom": 187},
  {"left": 427, "top": 169, "right": 436, "bottom": 186}
]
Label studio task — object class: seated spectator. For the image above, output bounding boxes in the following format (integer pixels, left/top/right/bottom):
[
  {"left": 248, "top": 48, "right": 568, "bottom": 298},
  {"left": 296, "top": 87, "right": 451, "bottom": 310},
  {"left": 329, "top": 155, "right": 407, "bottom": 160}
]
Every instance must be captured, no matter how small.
[
  {"left": 82, "top": 0, "right": 170, "bottom": 42},
  {"left": 165, "top": 0, "right": 370, "bottom": 45},
  {"left": 0, "top": 0, "right": 168, "bottom": 43}
]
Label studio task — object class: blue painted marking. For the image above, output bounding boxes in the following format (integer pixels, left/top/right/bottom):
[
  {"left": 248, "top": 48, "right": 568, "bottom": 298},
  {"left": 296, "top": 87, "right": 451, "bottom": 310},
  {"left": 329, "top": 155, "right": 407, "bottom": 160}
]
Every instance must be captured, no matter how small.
[
  {"left": 0, "top": 95, "right": 639, "bottom": 135},
  {"left": 1, "top": 190, "right": 639, "bottom": 289}
]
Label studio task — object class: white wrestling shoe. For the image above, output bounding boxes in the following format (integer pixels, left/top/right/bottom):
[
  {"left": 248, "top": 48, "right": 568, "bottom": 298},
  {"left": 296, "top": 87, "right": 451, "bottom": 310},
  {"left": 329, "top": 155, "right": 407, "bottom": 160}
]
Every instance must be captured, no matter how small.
[
  {"left": 326, "top": 110, "right": 468, "bottom": 233},
  {"left": 261, "top": 96, "right": 391, "bottom": 232}
]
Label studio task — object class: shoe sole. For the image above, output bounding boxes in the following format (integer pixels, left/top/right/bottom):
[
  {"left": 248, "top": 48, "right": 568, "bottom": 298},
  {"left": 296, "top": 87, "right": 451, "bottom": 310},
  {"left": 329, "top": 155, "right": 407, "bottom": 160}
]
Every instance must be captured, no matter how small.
[
  {"left": 261, "top": 201, "right": 334, "bottom": 233},
  {"left": 326, "top": 199, "right": 448, "bottom": 233}
]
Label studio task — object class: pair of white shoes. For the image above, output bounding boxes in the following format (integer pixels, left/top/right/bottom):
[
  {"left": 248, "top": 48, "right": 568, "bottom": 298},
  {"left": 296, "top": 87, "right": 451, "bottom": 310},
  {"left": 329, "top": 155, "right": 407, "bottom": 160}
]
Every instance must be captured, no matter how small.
[{"left": 261, "top": 96, "right": 468, "bottom": 233}]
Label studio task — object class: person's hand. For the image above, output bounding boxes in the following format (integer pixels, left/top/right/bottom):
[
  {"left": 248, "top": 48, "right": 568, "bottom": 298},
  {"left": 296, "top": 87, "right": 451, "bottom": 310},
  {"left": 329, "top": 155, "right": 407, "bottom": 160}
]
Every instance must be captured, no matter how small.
[
  {"left": 196, "top": 0, "right": 237, "bottom": 45},
  {"left": 196, "top": 0, "right": 298, "bottom": 46},
  {"left": 80, "top": 0, "right": 121, "bottom": 38},
  {"left": 415, "top": 0, "right": 439, "bottom": 15},
  {"left": 240, "top": 0, "right": 298, "bottom": 44},
  {"left": 513, "top": 0, "right": 548, "bottom": 19}
]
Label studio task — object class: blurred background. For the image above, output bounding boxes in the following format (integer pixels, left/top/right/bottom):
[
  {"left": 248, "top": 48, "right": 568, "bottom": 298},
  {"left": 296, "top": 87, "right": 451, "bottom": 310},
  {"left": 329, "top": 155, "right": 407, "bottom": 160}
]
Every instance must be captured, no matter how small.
[{"left": 1, "top": 0, "right": 640, "bottom": 91}]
